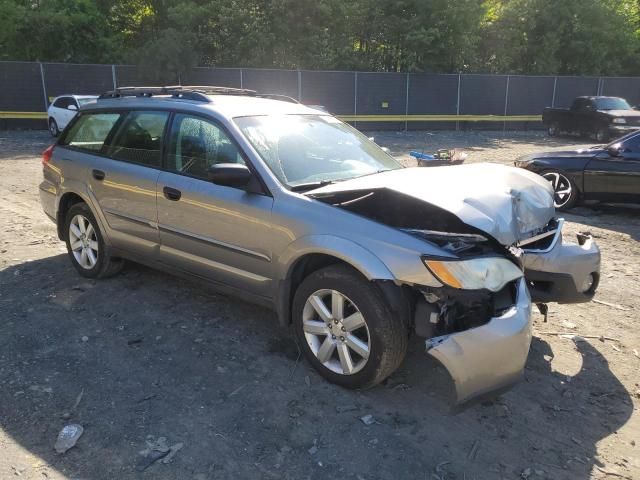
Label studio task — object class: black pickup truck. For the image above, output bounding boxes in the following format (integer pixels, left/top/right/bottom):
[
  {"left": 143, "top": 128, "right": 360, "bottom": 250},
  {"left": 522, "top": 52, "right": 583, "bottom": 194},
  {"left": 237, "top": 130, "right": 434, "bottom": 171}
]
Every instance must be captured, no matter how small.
[{"left": 543, "top": 96, "right": 640, "bottom": 142}]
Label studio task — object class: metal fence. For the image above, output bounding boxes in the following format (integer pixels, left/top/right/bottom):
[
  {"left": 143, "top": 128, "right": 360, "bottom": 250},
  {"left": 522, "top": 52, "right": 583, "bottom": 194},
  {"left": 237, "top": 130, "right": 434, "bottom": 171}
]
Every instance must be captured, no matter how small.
[{"left": 2, "top": 60, "right": 640, "bottom": 131}]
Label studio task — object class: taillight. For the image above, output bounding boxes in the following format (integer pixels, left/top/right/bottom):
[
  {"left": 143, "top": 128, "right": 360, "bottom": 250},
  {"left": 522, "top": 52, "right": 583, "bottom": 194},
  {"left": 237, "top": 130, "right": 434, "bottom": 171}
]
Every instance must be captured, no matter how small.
[{"left": 42, "top": 144, "right": 55, "bottom": 165}]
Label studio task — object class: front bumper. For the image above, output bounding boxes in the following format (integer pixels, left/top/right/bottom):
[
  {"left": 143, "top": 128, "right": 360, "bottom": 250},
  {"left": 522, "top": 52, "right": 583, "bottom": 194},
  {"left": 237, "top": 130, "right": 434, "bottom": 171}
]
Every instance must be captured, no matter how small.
[
  {"left": 522, "top": 227, "right": 600, "bottom": 304},
  {"left": 425, "top": 278, "right": 532, "bottom": 404}
]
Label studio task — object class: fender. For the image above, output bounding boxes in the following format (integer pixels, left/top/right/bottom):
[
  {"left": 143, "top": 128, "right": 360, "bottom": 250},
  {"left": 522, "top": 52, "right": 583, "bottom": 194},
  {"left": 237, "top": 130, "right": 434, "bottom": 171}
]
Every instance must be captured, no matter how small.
[
  {"left": 56, "top": 182, "right": 113, "bottom": 247},
  {"left": 273, "top": 234, "right": 395, "bottom": 326}
]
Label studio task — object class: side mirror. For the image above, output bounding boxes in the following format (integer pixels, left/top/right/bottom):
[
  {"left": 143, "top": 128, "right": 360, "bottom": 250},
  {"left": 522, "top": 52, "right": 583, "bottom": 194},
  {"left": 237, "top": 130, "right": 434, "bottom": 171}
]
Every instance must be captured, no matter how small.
[
  {"left": 607, "top": 143, "right": 622, "bottom": 157},
  {"left": 207, "top": 163, "right": 253, "bottom": 188},
  {"left": 67, "top": 104, "right": 78, "bottom": 111}
]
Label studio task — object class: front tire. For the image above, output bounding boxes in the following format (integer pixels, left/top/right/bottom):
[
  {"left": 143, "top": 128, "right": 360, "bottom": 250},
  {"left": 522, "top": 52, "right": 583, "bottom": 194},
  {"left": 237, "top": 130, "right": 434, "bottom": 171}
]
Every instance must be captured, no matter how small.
[
  {"left": 595, "top": 126, "right": 609, "bottom": 143},
  {"left": 49, "top": 118, "right": 59, "bottom": 137},
  {"left": 292, "top": 265, "right": 407, "bottom": 389},
  {"left": 64, "top": 203, "right": 124, "bottom": 278},
  {"left": 541, "top": 170, "right": 578, "bottom": 210}
]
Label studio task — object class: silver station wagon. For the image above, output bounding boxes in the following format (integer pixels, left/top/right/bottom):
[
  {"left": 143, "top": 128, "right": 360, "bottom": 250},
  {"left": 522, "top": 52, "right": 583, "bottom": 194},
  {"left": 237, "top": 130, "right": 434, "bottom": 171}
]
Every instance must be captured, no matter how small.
[{"left": 39, "top": 86, "right": 600, "bottom": 404}]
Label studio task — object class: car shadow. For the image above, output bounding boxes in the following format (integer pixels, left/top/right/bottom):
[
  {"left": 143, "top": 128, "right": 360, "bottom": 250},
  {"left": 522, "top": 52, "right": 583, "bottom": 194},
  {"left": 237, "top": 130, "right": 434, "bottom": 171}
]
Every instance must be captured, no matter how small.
[
  {"left": 0, "top": 255, "right": 634, "bottom": 479},
  {"left": 564, "top": 203, "right": 640, "bottom": 242}
]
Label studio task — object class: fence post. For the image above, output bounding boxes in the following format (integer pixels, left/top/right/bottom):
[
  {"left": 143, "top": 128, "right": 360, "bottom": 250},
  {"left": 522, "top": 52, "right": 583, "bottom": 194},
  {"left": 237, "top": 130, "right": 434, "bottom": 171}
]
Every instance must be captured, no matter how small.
[
  {"left": 297, "top": 70, "right": 302, "bottom": 101},
  {"left": 39, "top": 63, "right": 49, "bottom": 111},
  {"left": 353, "top": 71, "right": 358, "bottom": 129},
  {"left": 111, "top": 65, "right": 117, "bottom": 89},
  {"left": 551, "top": 76, "right": 557, "bottom": 107},
  {"left": 456, "top": 74, "right": 461, "bottom": 131},
  {"left": 597, "top": 77, "right": 604, "bottom": 96},
  {"left": 404, "top": 73, "right": 410, "bottom": 132},
  {"left": 599, "top": 77, "right": 606, "bottom": 96},
  {"left": 240, "top": 69, "right": 243, "bottom": 89},
  {"left": 503, "top": 75, "right": 510, "bottom": 133}
]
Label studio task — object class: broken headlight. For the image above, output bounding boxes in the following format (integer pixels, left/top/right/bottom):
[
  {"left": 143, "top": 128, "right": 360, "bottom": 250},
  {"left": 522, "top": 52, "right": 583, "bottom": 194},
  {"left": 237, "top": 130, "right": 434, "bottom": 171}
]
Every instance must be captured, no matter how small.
[{"left": 423, "top": 257, "right": 523, "bottom": 292}]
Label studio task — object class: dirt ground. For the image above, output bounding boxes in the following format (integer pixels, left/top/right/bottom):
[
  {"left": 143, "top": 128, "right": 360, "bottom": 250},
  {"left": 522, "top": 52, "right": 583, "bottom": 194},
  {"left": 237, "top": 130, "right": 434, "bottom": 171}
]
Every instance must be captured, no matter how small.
[{"left": 0, "top": 129, "right": 638, "bottom": 480}]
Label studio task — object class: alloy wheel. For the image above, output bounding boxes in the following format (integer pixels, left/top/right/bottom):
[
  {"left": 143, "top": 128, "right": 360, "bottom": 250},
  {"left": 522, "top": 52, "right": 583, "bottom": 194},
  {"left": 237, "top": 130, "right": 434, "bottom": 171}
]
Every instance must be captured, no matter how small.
[
  {"left": 542, "top": 172, "right": 573, "bottom": 209},
  {"left": 68, "top": 214, "right": 99, "bottom": 269},
  {"left": 302, "top": 289, "right": 370, "bottom": 375}
]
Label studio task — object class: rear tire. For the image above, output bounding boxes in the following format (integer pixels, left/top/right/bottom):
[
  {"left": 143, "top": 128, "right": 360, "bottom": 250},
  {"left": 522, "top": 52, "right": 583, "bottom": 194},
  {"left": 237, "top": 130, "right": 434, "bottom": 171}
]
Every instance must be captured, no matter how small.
[
  {"left": 547, "top": 122, "right": 560, "bottom": 137},
  {"left": 292, "top": 265, "right": 408, "bottom": 389},
  {"left": 49, "top": 118, "right": 59, "bottom": 137},
  {"left": 64, "top": 202, "right": 124, "bottom": 278}
]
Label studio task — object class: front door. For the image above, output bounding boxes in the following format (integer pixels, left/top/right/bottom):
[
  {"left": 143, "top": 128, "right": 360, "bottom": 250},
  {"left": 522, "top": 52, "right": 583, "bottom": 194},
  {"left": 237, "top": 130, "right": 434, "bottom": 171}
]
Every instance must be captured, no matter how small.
[
  {"left": 156, "top": 113, "right": 274, "bottom": 298},
  {"left": 584, "top": 133, "right": 640, "bottom": 202}
]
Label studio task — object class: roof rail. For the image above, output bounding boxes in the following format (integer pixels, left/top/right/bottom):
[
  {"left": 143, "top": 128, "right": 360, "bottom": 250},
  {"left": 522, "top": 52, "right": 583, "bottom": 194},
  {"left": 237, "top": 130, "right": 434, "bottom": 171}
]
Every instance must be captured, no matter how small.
[
  {"left": 98, "top": 85, "right": 258, "bottom": 102},
  {"left": 256, "top": 93, "right": 300, "bottom": 104}
]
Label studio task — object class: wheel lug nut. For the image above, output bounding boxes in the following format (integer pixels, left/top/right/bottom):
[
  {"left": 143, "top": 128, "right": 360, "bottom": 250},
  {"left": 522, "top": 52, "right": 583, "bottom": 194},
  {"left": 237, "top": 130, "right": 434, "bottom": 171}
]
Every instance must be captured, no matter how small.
[
  {"left": 331, "top": 335, "right": 336, "bottom": 339},
  {"left": 334, "top": 320, "right": 338, "bottom": 324},
  {"left": 329, "top": 324, "right": 332, "bottom": 329},
  {"left": 341, "top": 326, "right": 345, "bottom": 331},
  {"left": 340, "top": 336, "right": 345, "bottom": 341}
]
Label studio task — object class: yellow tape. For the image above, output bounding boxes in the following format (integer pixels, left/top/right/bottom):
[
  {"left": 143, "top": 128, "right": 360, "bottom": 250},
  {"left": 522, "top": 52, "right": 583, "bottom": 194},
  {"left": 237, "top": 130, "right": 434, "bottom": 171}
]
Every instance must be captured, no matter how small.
[{"left": 0, "top": 111, "right": 48, "bottom": 119}]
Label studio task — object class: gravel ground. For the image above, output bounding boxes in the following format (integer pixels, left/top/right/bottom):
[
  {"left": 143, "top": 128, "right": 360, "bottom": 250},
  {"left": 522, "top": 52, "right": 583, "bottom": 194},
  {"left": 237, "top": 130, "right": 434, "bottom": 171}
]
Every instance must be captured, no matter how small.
[{"left": 0, "top": 130, "right": 638, "bottom": 480}]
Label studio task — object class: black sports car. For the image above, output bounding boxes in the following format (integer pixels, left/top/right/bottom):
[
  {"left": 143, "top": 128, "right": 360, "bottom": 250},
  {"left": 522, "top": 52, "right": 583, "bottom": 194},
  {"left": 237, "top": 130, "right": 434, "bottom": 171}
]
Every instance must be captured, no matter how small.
[{"left": 515, "top": 130, "right": 640, "bottom": 210}]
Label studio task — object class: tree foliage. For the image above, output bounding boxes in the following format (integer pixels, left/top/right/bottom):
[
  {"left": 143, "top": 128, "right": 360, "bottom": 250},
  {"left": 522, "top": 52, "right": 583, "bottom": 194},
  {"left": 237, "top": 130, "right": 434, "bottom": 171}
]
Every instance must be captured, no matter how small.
[{"left": 0, "top": 0, "right": 638, "bottom": 77}]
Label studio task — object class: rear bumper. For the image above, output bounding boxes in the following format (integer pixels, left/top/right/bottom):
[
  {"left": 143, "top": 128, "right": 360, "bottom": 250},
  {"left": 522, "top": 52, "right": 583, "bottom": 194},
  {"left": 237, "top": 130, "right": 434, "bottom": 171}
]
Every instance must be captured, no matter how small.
[
  {"left": 426, "top": 278, "right": 532, "bottom": 405},
  {"left": 39, "top": 180, "right": 57, "bottom": 223},
  {"left": 522, "top": 230, "right": 600, "bottom": 304}
]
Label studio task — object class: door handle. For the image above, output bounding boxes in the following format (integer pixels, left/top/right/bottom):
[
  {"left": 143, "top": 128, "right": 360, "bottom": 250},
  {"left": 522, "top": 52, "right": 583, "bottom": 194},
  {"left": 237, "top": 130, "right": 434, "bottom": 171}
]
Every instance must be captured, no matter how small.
[
  {"left": 163, "top": 186, "right": 182, "bottom": 201},
  {"left": 92, "top": 169, "right": 105, "bottom": 181}
]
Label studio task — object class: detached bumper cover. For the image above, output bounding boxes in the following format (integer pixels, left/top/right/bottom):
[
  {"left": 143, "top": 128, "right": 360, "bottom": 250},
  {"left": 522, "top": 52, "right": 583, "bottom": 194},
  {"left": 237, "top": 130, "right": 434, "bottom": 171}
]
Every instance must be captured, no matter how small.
[
  {"left": 522, "top": 230, "right": 600, "bottom": 304},
  {"left": 425, "top": 278, "right": 532, "bottom": 404}
]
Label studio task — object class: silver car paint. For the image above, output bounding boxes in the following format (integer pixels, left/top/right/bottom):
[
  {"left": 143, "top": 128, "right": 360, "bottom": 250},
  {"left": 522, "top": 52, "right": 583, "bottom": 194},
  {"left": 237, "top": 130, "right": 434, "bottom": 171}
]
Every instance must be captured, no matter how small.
[
  {"left": 307, "top": 163, "right": 556, "bottom": 246},
  {"left": 38, "top": 94, "right": 592, "bottom": 404},
  {"left": 426, "top": 277, "right": 532, "bottom": 404}
]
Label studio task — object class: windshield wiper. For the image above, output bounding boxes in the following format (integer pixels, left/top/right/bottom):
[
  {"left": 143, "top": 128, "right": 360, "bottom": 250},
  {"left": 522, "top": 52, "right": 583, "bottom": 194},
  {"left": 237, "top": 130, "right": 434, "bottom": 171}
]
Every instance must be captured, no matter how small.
[
  {"left": 290, "top": 180, "right": 336, "bottom": 192},
  {"left": 354, "top": 168, "right": 392, "bottom": 179}
]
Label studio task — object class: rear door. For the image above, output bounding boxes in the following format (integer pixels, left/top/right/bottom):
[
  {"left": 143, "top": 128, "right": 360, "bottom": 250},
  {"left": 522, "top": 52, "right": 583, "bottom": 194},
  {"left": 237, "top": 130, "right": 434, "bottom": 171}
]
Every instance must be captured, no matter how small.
[
  {"left": 156, "top": 113, "right": 274, "bottom": 297},
  {"left": 84, "top": 110, "right": 169, "bottom": 257},
  {"left": 584, "top": 133, "right": 640, "bottom": 202}
]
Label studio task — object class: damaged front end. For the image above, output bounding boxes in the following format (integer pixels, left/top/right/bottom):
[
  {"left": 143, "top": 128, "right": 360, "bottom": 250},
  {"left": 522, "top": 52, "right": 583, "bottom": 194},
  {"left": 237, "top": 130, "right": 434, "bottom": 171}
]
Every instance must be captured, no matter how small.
[
  {"left": 306, "top": 164, "right": 599, "bottom": 403},
  {"left": 424, "top": 278, "right": 531, "bottom": 404}
]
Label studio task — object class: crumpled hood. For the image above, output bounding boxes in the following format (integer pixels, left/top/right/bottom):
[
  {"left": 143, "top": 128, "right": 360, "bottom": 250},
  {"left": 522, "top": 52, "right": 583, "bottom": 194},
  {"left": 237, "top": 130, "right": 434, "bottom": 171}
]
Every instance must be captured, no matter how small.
[{"left": 308, "top": 164, "right": 555, "bottom": 246}]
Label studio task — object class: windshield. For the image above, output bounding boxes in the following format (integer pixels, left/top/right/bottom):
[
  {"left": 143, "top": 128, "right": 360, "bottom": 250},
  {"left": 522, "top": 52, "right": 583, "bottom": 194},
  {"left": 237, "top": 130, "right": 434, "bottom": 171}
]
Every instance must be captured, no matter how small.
[
  {"left": 594, "top": 98, "right": 631, "bottom": 110},
  {"left": 234, "top": 115, "right": 402, "bottom": 189}
]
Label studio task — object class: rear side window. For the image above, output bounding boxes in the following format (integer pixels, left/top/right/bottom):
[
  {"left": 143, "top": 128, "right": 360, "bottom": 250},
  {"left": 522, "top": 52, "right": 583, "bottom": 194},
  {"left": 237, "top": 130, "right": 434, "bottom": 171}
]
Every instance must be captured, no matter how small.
[
  {"left": 60, "top": 112, "right": 122, "bottom": 152},
  {"left": 105, "top": 111, "right": 169, "bottom": 168},
  {"left": 53, "top": 97, "right": 70, "bottom": 108}
]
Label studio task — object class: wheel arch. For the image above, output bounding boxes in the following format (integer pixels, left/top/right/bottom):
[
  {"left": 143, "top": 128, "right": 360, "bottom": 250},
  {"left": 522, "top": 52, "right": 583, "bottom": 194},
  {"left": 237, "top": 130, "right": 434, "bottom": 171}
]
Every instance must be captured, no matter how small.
[{"left": 274, "top": 236, "right": 397, "bottom": 327}]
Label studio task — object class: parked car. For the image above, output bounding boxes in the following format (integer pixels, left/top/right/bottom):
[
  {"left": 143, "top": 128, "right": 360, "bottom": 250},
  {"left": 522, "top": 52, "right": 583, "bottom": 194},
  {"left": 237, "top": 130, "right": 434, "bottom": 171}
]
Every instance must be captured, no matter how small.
[
  {"left": 47, "top": 95, "right": 98, "bottom": 136},
  {"left": 515, "top": 130, "right": 640, "bottom": 210},
  {"left": 543, "top": 96, "right": 640, "bottom": 142},
  {"left": 39, "top": 86, "right": 600, "bottom": 404}
]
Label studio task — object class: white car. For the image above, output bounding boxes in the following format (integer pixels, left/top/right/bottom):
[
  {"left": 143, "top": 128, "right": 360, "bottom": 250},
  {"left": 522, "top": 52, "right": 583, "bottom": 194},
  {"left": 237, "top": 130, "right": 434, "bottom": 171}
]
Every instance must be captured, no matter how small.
[{"left": 47, "top": 95, "right": 97, "bottom": 136}]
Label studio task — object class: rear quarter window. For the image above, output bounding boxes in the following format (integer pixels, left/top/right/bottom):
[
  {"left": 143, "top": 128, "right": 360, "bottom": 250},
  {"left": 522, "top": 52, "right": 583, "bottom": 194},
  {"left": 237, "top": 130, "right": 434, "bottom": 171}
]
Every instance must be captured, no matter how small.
[{"left": 60, "top": 113, "right": 122, "bottom": 152}]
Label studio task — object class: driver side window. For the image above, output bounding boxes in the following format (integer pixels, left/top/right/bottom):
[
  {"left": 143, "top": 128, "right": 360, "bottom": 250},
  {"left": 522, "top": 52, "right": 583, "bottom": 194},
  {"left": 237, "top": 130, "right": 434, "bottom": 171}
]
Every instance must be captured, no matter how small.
[{"left": 167, "top": 114, "right": 245, "bottom": 180}]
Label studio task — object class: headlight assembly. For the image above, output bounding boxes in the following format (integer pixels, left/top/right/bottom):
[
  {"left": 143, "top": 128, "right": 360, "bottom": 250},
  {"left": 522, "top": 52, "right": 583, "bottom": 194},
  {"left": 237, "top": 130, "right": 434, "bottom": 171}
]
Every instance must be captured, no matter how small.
[{"left": 423, "top": 257, "right": 523, "bottom": 292}]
